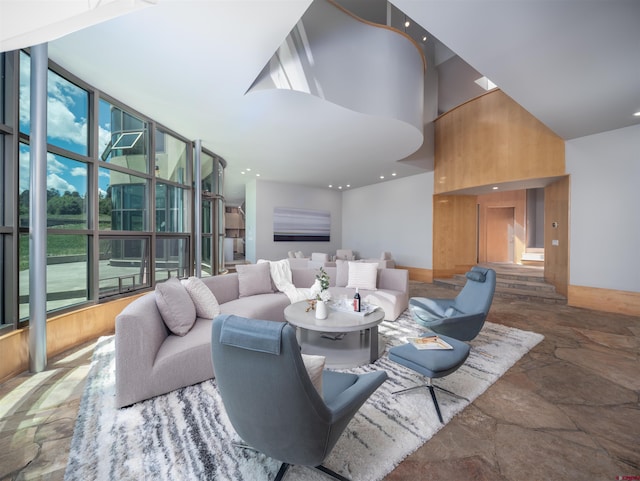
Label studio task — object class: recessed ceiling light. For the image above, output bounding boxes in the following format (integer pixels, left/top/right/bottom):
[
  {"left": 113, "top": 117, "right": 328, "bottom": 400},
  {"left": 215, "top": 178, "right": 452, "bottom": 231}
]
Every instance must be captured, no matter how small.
[
  {"left": 422, "top": 36, "right": 427, "bottom": 42},
  {"left": 256, "top": 173, "right": 260, "bottom": 177},
  {"left": 492, "top": 186, "right": 499, "bottom": 190},
  {"left": 240, "top": 171, "right": 245, "bottom": 175},
  {"left": 346, "top": 184, "right": 350, "bottom": 188},
  {"left": 634, "top": 111, "right": 640, "bottom": 117},
  {"left": 391, "top": 172, "right": 397, "bottom": 177},
  {"left": 338, "top": 186, "right": 343, "bottom": 190},
  {"left": 404, "top": 20, "right": 410, "bottom": 28},
  {"left": 246, "top": 168, "right": 251, "bottom": 171},
  {"left": 328, "top": 184, "right": 333, "bottom": 188},
  {"left": 379, "top": 175, "right": 385, "bottom": 179}
]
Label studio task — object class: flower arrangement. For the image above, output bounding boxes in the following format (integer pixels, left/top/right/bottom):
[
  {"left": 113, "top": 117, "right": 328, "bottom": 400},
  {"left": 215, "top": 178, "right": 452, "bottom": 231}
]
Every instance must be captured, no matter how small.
[{"left": 316, "top": 267, "right": 331, "bottom": 303}]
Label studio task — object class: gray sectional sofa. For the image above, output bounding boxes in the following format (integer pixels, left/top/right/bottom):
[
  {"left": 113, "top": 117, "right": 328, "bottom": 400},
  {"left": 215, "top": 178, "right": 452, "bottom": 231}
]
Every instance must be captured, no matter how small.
[{"left": 115, "top": 263, "right": 408, "bottom": 408}]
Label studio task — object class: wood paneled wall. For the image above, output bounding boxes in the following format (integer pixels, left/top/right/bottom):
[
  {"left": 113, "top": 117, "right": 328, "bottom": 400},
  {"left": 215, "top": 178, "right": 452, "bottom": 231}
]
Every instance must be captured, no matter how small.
[
  {"left": 434, "top": 90, "right": 565, "bottom": 194},
  {"left": 0, "top": 293, "right": 146, "bottom": 384},
  {"left": 544, "top": 176, "right": 570, "bottom": 297},
  {"left": 433, "top": 194, "right": 478, "bottom": 278},
  {"left": 477, "top": 190, "right": 526, "bottom": 264}
]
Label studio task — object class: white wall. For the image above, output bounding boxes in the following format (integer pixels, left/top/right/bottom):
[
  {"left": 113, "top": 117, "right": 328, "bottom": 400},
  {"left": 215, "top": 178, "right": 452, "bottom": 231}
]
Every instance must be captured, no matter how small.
[
  {"left": 342, "top": 172, "right": 434, "bottom": 268},
  {"left": 566, "top": 124, "right": 640, "bottom": 292},
  {"left": 245, "top": 179, "right": 343, "bottom": 262}
]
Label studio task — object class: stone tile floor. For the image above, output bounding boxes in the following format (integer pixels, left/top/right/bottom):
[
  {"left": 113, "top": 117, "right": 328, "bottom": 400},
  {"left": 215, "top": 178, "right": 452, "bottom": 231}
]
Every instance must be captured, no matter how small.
[{"left": 1, "top": 281, "right": 638, "bottom": 480}]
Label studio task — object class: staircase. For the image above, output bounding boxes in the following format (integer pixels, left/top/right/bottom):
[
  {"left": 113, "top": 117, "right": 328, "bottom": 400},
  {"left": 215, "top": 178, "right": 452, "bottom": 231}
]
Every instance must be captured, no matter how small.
[{"left": 433, "top": 263, "right": 567, "bottom": 304}]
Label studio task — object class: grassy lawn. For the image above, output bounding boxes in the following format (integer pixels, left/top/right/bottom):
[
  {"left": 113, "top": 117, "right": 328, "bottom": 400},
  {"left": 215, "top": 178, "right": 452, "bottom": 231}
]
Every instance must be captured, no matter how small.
[{"left": 18, "top": 215, "right": 105, "bottom": 270}]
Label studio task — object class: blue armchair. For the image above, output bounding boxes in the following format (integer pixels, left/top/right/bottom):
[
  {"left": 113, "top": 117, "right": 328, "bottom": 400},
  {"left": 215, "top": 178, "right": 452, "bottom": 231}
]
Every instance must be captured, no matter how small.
[
  {"left": 410, "top": 266, "right": 496, "bottom": 341},
  {"left": 211, "top": 314, "right": 387, "bottom": 481}
]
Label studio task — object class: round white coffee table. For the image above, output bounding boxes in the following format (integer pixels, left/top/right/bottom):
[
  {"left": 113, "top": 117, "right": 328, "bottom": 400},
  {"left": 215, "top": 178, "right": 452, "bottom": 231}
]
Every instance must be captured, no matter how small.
[{"left": 284, "top": 300, "right": 385, "bottom": 368}]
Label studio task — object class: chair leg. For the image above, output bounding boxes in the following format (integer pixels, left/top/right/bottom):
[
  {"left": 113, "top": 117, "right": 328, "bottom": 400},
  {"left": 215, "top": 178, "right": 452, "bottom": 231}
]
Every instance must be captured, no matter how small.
[
  {"left": 274, "top": 463, "right": 291, "bottom": 481},
  {"left": 393, "top": 378, "right": 468, "bottom": 424},
  {"left": 314, "top": 464, "right": 351, "bottom": 481},
  {"left": 427, "top": 385, "right": 444, "bottom": 423}
]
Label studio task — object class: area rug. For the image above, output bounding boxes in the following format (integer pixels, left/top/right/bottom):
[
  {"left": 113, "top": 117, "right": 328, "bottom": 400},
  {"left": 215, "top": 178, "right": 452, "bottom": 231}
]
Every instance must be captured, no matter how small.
[{"left": 64, "top": 311, "right": 543, "bottom": 481}]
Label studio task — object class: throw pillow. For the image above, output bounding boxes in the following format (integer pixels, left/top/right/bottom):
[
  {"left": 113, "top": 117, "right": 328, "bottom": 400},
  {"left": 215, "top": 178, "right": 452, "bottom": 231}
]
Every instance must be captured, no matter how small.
[
  {"left": 335, "top": 259, "right": 349, "bottom": 287},
  {"left": 346, "top": 261, "right": 378, "bottom": 291},
  {"left": 155, "top": 277, "right": 196, "bottom": 336},
  {"left": 236, "top": 262, "right": 274, "bottom": 297},
  {"left": 301, "top": 353, "right": 325, "bottom": 397},
  {"left": 181, "top": 276, "right": 220, "bottom": 319}
]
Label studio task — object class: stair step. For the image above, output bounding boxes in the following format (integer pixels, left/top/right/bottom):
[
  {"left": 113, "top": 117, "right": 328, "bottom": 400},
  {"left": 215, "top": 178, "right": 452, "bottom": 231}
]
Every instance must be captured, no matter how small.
[
  {"left": 451, "top": 274, "right": 557, "bottom": 293},
  {"left": 434, "top": 263, "right": 567, "bottom": 305}
]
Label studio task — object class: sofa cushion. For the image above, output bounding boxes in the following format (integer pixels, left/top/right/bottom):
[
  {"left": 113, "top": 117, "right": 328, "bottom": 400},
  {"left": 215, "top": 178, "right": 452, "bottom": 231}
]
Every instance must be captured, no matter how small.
[
  {"left": 236, "top": 262, "right": 274, "bottom": 297},
  {"left": 335, "top": 259, "right": 349, "bottom": 287},
  {"left": 301, "top": 353, "right": 325, "bottom": 397},
  {"left": 220, "top": 293, "right": 290, "bottom": 323},
  {"left": 181, "top": 276, "right": 220, "bottom": 319},
  {"left": 347, "top": 261, "right": 378, "bottom": 291},
  {"left": 155, "top": 277, "right": 196, "bottom": 336}
]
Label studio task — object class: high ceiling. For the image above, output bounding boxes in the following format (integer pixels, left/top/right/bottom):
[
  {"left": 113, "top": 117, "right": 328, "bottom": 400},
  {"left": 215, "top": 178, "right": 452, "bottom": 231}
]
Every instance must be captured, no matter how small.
[{"left": 11, "top": 0, "right": 640, "bottom": 204}]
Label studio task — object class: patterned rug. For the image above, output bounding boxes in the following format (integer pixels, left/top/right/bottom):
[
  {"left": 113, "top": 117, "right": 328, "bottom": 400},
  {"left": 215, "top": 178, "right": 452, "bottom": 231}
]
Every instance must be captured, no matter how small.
[{"left": 64, "top": 311, "right": 543, "bottom": 481}]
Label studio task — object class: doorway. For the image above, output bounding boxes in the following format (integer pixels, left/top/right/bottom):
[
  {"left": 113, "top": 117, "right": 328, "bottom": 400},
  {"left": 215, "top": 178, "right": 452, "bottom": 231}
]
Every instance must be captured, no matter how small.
[{"left": 486, "top": 207, "right": 515, "bottom": 263}]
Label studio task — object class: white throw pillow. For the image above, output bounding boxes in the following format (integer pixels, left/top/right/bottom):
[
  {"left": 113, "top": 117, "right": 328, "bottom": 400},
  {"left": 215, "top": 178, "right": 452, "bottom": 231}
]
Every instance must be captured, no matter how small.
[
  {"left": 181, "top": 276, "right": 220, "bottom": 319},
  {"left": 155, "top": 277, "right": 196, "bottom": 336},
  {"left": 301, "top": 353, "right": 325, "bottom": 397},
  {"left": 346, "top": 261, "right": 378, "bottom": 291}
]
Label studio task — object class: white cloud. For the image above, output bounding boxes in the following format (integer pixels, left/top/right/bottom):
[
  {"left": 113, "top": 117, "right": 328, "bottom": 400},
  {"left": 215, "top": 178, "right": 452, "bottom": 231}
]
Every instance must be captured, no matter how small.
[
  {"left": 47, "top": 153, "right": 65, "bottom": 174},
  {"left": 47, "top": 95, "right": 87, "bottom": 147},
  {"left": 70, "top": 167, "right": 87, "bottom": 177},
  {"left": 47, "top": 173, "right": 76, "bottom": 193}
]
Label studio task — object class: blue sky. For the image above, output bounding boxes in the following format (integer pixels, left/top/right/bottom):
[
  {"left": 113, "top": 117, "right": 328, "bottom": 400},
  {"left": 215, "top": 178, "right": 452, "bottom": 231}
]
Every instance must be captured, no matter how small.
[{"left": 19, "top": 52, "right": 113, "bottom": 198}]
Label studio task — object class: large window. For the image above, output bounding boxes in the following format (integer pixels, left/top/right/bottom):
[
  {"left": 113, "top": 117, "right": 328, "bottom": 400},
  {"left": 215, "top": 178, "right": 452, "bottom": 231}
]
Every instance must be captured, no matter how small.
[{"left": 2, "top": 48, "right": 225, "bottom": 330}]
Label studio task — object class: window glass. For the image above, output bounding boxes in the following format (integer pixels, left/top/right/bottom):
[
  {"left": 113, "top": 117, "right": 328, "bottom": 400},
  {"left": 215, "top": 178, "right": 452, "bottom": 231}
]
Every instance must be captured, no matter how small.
[
  {"left": 19, "top": 53, "right": 89, "bottom": 155},
  {"left": 19, "top": 143, "right": 29, "bottom": 227},
  {"left": 19, "top": 145, "right": 89, "bottom": 228},
  {"left": 99, "top": 166, "right": 148, "bottom": 231},
  {"left": 19, "top": 233, "right": 29, "bottom": 319},
  {"left": 19, "top": 234, "right": 88, "bottom": 318},
  {"left": 98, "top": 237, "right": 150, "bottom": 297},
  {"left": 98, "top": 99, "right": 148, "bottom": 173},
  {"left": 201, "top": 236, "right": 212, "bottom": 277},
  {"left": 156, "top": 182, "right": 188, "bottom": 232},
  {"left": 201, "top": 152, "right": 214, "bottom": 192},
  {"left": 155, "top": 130, "right": 188, "bottom": 184},
  {"left": 202, "top": 200, "right": 212, "bottom": 234},
  {"left": 47, "top": 70, "right": 89, "bottom": 156},
  {"left": 19, "top": 51, "right": 29, "bottom": 135},
  {"left": 155, "top": 237, "right": 189, "bottom": 281}
]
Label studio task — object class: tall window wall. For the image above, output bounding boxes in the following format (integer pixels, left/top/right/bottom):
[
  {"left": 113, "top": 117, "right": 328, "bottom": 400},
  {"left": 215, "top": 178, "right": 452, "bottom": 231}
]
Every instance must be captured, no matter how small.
[{"left": 0, "top": 49, "right": 225, "bottom": 331}]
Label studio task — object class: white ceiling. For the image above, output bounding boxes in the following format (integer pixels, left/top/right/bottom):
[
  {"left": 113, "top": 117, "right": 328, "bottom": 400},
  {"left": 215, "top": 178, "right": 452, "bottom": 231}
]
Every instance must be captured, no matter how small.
[{"left": 19, "top": 0, "right": 640, "bottom": 204}]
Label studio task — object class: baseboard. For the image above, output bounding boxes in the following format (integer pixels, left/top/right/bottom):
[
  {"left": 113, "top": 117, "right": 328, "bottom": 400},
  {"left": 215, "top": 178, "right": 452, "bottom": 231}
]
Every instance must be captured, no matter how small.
[
  {"left": 396, "top": 266, "right": 433, "bottom": 283},
  {"left": 568, "top": 285, "right": 640, "bottom": 316}
]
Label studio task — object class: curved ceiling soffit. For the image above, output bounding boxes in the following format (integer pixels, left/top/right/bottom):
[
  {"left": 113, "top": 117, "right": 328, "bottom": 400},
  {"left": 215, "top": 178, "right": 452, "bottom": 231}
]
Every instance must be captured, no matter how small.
[{"left": 246, "top": 0, "right": 425, "bottom": 157}]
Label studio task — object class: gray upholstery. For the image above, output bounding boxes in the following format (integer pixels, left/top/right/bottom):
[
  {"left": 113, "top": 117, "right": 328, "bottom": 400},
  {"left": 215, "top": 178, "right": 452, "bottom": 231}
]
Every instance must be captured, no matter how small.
[
  {"left": 211, "top": 314, "right": 387, "bottom": 480},
  {"left": 410, "top": 266, "right": 496, "bottom": 341},
  {"left": 115, "top": 266, "right": 406, "bottom": 408},
  {"left": 389, "top": 334, "right": 470, "bottom": 423}
]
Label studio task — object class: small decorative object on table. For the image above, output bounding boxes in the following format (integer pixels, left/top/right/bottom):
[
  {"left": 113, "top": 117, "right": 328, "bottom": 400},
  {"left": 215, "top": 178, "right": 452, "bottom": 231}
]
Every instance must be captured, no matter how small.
[{"left": 314, "top": 267, "right": 331, "bottom": 320}]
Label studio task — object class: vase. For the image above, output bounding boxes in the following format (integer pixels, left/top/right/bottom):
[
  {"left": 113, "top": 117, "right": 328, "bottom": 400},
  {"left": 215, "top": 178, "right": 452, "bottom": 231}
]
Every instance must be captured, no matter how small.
[{"left": 315, "top": 300, "right": 328, "bottom": 320}]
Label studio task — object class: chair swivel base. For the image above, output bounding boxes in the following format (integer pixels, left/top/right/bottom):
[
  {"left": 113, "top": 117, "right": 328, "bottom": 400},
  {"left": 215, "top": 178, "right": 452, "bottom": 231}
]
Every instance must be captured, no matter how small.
[
  {"left": 393, "top": 379, "right": 469, "bottom": 423},
  {"left": 275, "top": 462, "right": 350, "bottom": 481},
  {"left": 234, "top": 444, "right": 351, "bottom": 481}
]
